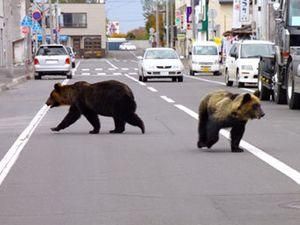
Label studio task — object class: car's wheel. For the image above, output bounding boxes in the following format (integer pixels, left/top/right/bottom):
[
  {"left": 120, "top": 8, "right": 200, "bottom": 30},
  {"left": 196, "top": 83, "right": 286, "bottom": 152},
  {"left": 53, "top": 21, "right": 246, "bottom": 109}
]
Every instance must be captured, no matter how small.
[
  {"left": 273, "top": 63, "right": 287, "bottom": 104},
  {"left": 225, "top": 69, "right": 233, "bottom": 86},
  {"left": 66, "top": 72, "right": 72, "bottom": 79},
  {"left": 287, "top": 63, "right": 300, "bottom": 109},
  {"left": 258, "top": 73, "right": 271, "bottom": 101},
  {"left": 72, "top": 62, "right": 75, "bottom": 68},
  {"left": 34, "top": 73, "right": 41, "bottom": 80},
  {"left": 213, "top": 71, "right": 220, "bottom": 76},
  {"left": 172, "top": 77, "right": 177, "bottom": 82},
  {"left": 237, "top": 71, "right": 244, "bottom": 88},
  {"left": 178, "top": 76, "right": 183, "bottom": 82},
  {"left": 190, "top": 70, "right": 195, "bottom": 76},
  {"left": 142, "top": 76, "right": 147, "bottom": 82},
  {"left": 138, "top": 75, "right": 142, "bottom": 81}
]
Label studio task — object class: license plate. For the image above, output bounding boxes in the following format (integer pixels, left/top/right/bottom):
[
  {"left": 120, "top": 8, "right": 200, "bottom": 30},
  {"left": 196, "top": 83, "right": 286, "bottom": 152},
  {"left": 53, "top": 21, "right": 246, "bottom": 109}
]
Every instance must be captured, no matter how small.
[
  {"left": 46, "top": 60, "right": 58, "bottom": 64},
  {"left": 161, "top": 71, "right": 169, "bottom": 75},
  {"left": 201, "top": 66, "right": 210, "bottom": 72}
]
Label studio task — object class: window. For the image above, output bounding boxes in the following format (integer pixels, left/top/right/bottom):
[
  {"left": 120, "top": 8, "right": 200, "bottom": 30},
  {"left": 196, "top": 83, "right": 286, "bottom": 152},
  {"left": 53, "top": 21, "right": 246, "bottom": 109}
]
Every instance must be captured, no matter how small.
[
  {"left": 37, "top": 46, "right": 67, "bottom": 56},
  {"left": 288, "top": 0, "right": 300, "bottom": 26},
  {"left": 62, "top": 13, "right": 87, "bottom": 28},
  {"left": 193, "top": 46, "right": 218, "bottom": 55}
]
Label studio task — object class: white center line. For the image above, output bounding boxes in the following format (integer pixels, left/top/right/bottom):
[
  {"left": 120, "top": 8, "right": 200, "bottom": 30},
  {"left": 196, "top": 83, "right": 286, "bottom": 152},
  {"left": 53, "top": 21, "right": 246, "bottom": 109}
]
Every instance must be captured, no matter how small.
[
  {"left": 105, "top": 59, "right": 119, "bottom": 69},
  {"left": 0, "top": 80, "right": 70, "bottom": 187},
  {"left": 161, "top": 95, "right": 175, "bottom": 103},
  {"left": 124, "top": 74, "right": 146, "bottom": 86}
]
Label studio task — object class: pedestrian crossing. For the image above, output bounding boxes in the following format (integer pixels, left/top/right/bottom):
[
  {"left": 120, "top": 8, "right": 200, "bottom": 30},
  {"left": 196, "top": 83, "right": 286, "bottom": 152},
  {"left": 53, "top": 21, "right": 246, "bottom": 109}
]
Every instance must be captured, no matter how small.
[{"left": 76, "top": 67, "right": 138, "bottom": 77}]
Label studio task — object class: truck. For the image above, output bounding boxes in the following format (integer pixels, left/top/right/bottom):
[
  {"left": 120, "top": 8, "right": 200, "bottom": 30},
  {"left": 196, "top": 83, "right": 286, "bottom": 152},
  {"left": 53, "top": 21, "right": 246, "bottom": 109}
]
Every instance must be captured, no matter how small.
[{"left": 258, "top": 0, "right": 300, "bottom": 109}]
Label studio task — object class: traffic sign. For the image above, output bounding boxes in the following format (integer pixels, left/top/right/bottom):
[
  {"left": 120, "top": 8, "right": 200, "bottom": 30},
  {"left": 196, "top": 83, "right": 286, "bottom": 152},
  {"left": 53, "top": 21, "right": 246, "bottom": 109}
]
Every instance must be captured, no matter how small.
[
  {"left": 21, "top": 26, "right": 29, "bottom": 34},
  {"left": 32, "top": 10, "right": 42, "bottom": 21},
  {"left": 20, "top": 16, "right": 33, "bottom": 27},
  {"left": 31, "top": 21, "right": 42, "bottom": 33}
]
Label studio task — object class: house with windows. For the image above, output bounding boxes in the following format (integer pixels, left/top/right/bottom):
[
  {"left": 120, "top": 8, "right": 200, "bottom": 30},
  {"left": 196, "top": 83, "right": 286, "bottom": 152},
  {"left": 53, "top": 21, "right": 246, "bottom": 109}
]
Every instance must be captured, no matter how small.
[{"left": 50, "top": 0, "right": 106, "bottom": 58}]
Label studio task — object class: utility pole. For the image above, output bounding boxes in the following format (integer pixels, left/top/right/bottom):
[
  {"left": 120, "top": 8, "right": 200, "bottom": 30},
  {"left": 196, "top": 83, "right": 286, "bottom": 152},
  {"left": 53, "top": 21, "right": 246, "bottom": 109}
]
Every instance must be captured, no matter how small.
[
  {"left": 166, "top": 0, "right": 169, "bottom": 47},
  {"left": 156, "top": 0, "right": 159, "bottom": 47},
  {"left": 170, "top": 0, "right": 174, "bottom": 48},
  {"left": 49, "top": 0, "right": 54, "bottom": 44},
  {"left": 55, "top": 0, "right": 60, "bottom": 44},
  {"left": 191, "top": 0, "right": 195, "bottom": 40}
]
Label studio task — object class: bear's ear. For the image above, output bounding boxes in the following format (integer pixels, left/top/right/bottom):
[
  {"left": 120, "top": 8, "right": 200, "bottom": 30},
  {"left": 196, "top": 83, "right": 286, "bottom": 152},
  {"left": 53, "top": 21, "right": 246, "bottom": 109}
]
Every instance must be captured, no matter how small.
[
  {"left": 253, "top": 90, "right": 260, "bottom": 97},
  {"left": 54, "top": 83, "right": 62, "bottom": 92},
  {"left": 241, "top": 93, "right": 252, "bottom": 105}
]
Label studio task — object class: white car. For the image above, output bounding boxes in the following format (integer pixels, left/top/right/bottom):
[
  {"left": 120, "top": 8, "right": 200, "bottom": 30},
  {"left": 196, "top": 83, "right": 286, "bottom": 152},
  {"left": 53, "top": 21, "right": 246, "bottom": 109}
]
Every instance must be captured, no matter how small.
[
  {"left": 189, "top": 41, "right": 221, "bottom": 76},
  {"left": 225, "top": 40, "right": 274, "bottom": 87},
  {"left": 119, "top": 42, "right": 137, "bottom": 50},
  {"left": 138, "top": 48, "right": 184, "bottom": 82},
  {"left": 34, "top": 44, "right": 72, "bottom": 80}
]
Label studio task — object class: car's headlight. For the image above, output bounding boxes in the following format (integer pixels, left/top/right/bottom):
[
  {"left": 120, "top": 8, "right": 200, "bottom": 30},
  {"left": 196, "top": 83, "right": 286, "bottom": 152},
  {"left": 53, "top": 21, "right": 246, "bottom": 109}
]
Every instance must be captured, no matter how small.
[{"left": 241, "top": 65, "right": 253, "bottom": 70}]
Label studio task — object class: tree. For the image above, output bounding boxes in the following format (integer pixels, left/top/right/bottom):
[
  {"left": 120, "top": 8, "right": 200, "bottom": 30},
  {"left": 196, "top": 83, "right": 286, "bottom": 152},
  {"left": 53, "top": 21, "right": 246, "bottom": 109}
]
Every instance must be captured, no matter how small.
[{"left": 127, "top": 27, "right": 147, "bottom": 40}]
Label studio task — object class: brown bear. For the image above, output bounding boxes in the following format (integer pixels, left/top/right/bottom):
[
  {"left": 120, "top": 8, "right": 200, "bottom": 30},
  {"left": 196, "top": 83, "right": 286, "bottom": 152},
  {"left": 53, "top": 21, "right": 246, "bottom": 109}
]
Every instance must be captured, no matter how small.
[
  {"left": 197, "top": 90, "right": 264, "bottom": 152},
  {"left": 46, "top": 80, "right": 145, "bottom": 134}
]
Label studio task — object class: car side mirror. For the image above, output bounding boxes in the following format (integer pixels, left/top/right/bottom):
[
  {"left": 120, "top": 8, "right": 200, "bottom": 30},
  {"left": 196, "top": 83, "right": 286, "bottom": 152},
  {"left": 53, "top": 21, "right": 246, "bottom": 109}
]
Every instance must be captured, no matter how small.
[{"left": 137, "top": 56, "right": 143, "bottom": 60}]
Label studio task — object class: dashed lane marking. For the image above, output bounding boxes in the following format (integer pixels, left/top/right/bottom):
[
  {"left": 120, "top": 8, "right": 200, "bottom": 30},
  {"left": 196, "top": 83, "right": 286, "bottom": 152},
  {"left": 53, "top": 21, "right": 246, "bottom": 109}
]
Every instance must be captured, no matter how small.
[
  {"left": 147, "top": 87, "right": 158, "bottom": 92},
  {"left": 121, "top": 68, "right": 129, "bottom": 71},
  {"left": 95, "top": 68, "right": 103, "bottom": 71},
  {"left": 128, "top": 72, "right": 138, "bottom": 75},
  {"left": 160, "top": 96, "right": 175, "bottom": 103},
  {"left": 81, "top": 68, "right": 90, "bottom": 71},
  {"left": 108, "top": 68, "right": 116, "bottom": 71}
]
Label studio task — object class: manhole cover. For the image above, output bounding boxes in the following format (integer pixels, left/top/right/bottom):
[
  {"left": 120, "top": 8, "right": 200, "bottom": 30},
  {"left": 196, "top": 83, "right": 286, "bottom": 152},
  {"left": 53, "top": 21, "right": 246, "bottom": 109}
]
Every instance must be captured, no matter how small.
[{"left": 280, "top": 201, "right": 300, "bottom": 209}]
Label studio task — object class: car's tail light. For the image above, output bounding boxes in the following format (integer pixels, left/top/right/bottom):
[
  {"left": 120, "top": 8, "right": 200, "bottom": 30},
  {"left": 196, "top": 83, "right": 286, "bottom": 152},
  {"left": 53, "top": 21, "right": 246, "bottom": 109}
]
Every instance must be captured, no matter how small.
[
  {"left": 65, "top": 57, "right": 70, "bottom": 64},
  {"left": 34, "top": 58, "right": 39, "bottom": 65}
]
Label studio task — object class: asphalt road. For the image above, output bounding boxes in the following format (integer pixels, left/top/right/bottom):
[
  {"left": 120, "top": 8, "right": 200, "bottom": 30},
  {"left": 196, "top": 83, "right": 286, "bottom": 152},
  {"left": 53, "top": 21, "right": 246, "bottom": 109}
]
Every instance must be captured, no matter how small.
[{"left": 0, "top": 50, "right": 300, "bottom": 225}]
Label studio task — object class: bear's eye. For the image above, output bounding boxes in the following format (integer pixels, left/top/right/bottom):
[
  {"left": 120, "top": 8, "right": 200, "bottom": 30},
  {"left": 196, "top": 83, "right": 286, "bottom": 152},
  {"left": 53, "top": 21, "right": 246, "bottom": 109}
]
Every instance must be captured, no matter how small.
[{"left": 252, "top": 104, "right": 259, "bottom": 110}]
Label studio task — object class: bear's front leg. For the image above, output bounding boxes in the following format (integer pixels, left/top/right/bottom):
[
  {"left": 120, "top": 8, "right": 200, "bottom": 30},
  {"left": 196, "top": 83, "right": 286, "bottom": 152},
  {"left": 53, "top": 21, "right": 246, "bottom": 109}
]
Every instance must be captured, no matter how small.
[
  {"left": 51, "top": 105, "right": 81, "bottom": 132},
  {"left": 197, "top": 116, "right": 208, "bottom": 148},
  {"left": 230, "top": 122, "right": 246, "bottom": 152}
]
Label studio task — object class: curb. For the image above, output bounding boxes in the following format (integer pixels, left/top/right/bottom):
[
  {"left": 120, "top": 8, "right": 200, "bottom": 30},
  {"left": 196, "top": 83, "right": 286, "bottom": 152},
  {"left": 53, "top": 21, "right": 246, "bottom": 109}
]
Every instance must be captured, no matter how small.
[{"left": 0, "top": 74, "right": 33, "bottom": 93}]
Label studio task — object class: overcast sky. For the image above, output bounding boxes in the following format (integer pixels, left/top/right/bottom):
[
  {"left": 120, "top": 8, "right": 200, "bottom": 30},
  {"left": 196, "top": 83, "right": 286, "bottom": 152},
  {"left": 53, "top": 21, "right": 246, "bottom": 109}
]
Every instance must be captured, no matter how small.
[{"left": 105, "top": 0, "right": 145, "bottom": 33}]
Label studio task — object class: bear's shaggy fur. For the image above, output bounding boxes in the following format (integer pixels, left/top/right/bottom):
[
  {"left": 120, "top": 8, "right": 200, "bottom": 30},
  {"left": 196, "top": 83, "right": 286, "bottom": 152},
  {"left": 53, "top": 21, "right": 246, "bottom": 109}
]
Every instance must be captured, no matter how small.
[
  {"left": 197, "top": 90, "right": 264, "bottom": 152},
  {"left": 46, "top": 80, "right": 145, "bottom": 134}
]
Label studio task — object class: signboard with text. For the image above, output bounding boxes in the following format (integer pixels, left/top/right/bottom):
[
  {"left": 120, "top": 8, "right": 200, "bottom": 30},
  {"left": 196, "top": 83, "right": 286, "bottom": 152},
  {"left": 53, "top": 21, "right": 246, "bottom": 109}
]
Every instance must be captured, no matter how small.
[{"left": 239, "top": 0, "right": 250, "bottom": 23}]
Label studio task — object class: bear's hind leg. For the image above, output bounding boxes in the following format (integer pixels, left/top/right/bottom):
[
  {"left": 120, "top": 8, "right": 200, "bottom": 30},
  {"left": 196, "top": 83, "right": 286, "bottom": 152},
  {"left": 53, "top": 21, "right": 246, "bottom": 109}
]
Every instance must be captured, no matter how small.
[
  {"left": 110, "top": 117, "right": 125, "bottom": 133},
  {"left": 205, "top": 122, "right": 220, "bottom": 149},
  {"left": 124, "top": 113, "right": 145, "bottom": 134},
  {"left": 198, "top": 119, "right": 208, "bottom": 148},
  {"left": 230, "top": 122, "right": 246, "bottom": 152}
]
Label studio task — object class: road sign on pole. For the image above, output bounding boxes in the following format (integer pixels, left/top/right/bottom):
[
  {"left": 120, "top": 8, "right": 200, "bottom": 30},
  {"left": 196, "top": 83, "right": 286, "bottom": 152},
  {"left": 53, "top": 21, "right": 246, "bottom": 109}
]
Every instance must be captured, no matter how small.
[
  {"left": 20, "top": 16, "right": 33, "bottom": 27},
  {"left": 32, "top": 10, "right": 42, "bottom": 21}
]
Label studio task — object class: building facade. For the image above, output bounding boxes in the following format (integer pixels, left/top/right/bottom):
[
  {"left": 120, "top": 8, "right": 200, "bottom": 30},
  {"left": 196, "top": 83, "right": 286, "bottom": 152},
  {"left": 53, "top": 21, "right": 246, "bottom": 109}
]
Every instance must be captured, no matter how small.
[{"left": 45, "top": 1, "right": 106, "bottom": 58}]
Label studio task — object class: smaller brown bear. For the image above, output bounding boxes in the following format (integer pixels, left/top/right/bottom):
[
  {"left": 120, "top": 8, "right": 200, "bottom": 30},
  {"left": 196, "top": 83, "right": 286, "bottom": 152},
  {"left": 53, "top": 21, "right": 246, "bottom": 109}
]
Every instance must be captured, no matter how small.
[
  {"left": 197, "top": 90, "right": 264, "bottom": 152},
  {"left": 46, "top": 80, "right": 145, "bottom": 134}
]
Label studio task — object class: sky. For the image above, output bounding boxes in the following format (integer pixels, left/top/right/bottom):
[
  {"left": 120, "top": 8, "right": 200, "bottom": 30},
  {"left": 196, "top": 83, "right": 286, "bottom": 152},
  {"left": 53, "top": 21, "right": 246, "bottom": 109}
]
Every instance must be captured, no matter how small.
[{"left": 105, "top": 0, "right": 145, "bottom": 33}]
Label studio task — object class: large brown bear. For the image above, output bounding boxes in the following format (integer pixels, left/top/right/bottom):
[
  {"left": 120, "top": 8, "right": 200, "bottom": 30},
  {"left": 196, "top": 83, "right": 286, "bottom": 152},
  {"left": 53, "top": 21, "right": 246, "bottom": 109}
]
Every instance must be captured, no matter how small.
[
  {"left": 197, "top": 90, "right": 264, "bottom": 152},
  {"left": 46, "top": 80, "right": 145, "bottom": 134}
]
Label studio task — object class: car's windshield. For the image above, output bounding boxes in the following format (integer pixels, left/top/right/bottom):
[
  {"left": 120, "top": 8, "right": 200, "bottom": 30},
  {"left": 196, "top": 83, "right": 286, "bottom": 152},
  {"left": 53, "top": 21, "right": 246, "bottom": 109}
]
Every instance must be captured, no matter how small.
[
  {"left": 37, "top": 46, "right": 67, "bottom": 56},
  {"left": 145, "top": 50, "right": 178, "bottom": 59},
  {"left": 193, "top": 46, "right": 218, "bottom": 55},
  {"left": 288, "top": 0, "right": 300, "bottom": 26},
  {"left": 241, "top": 44, "right": 274, "bottom": 58}
]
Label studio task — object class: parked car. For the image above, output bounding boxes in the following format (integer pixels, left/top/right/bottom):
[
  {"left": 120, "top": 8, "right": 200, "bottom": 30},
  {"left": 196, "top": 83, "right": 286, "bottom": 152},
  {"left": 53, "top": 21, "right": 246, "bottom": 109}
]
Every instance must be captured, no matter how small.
[
  {"left": 119, "top": 42, "right": 137, "bottom": 50},
  {"left": 189, "top": 41, "right": 221, "bottom": 76},
  {"left": 138, "top": 48, "right": 184, "bottom": 82},
  {"left": 65, "top": 46, "right": 76, "bottom": 68},
  {"left": 224, "top": 40, "right": 274, "bottom": 87},
  {"left": 34, "top": 44, "right": 72, "bottom": 80}
]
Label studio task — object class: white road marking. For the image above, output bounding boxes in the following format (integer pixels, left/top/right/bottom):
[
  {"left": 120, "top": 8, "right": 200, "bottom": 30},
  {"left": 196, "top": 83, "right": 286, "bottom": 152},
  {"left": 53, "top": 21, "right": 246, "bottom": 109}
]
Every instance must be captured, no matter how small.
[
  {"left": 134, "top": 68, "right": 138, "bottom": 71},
  {"left": 121, "top": 68, "right": 129, "bottom": 71},
  {"left": 160, "top": 96, "right": 175, "bottom": 103},
  {"left": 174, "top": 104, "right": 300, "bottom": 185},
  {"left": 123, "top": 60, "right": 128, "bottom": 62},
  {"left": 74, "top": 60, "right": 81, "bottom": 72},
  {"left": 108, "top": 68, "right": 116, "bottom": 71},
  {"left": 124, "top": 74, "right": 146, "bottom": 86},
  {"left": 129, "top": 72, "right": 137, "bottom": 75},
  {"left": 0, "top": 80, "right": 70, "bottom": 187},
  {"left": 185, "top": 75, "right": 225, "bottom": 86},
  {"left": 97, "top": 73, "right": 106, "bottom": 76},
  {"left": 81, "top": 68, "right": 90, "bottom": 71},
  {"left": 95, "top": 68, "right": 103, "bottom": 71},
  {"left": 147, "top": 87, "right": 158, "bottom": 92},
  {"left": 113, "top": 72, "right": 122, "bottom": 75},
  {"left": 81, "top": 73, "right": 90, "bottom": 76},
  {"left": 105, "top": 59, "right": 119, "bottom": 69}
]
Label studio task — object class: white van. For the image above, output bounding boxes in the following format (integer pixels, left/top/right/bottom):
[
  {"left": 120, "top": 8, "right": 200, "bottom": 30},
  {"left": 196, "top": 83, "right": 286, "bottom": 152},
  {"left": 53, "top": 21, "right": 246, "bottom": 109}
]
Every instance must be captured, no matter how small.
[{"left": 189, "top": 41, "right": 221, "bottom": 76}]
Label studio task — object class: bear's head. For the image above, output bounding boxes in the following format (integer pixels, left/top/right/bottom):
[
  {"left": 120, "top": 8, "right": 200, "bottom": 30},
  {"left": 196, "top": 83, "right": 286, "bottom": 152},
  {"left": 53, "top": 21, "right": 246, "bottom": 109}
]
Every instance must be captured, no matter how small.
[
  {"left": 46, "top": 83, "right": 75, "bottom": 108},
  {"left": 232, "top": 90, "right": 265, "bottom": 121}
]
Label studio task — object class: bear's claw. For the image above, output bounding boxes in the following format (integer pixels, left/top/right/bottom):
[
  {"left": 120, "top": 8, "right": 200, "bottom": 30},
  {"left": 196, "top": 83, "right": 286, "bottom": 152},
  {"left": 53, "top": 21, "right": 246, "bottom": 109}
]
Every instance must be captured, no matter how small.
[{"left": 51, "top": 127, "right": 60, "bottom": 132}]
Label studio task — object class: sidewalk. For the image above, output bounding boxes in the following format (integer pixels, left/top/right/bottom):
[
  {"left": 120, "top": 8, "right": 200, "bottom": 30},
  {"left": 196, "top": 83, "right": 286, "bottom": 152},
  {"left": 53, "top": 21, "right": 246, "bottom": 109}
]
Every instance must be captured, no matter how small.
[{"left": 0, "top": 63, "right": 34, "bottom": 93}]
